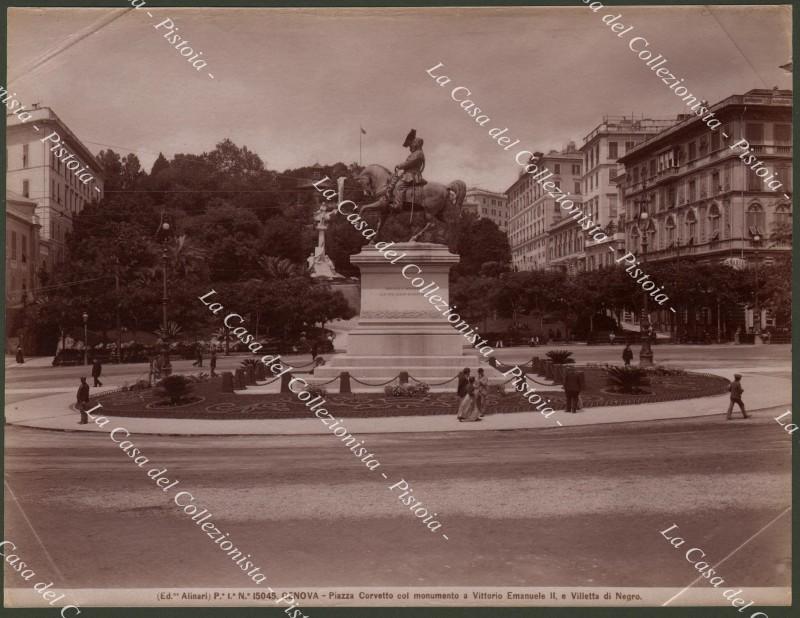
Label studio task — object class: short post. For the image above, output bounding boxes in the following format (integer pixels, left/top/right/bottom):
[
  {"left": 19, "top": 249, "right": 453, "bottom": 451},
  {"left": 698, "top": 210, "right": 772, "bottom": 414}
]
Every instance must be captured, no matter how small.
[
  {"left": 221, "top": 372, "right": 234, "bottom": 393},
  {"left": 281, "top": 372, "right": 293, "bottom": 393},
  {"left": 340, "top": 371, "right": 351, "bottom": 394},
  {"left": 399, "top": 371, "right": 409, "bottom": 384}
]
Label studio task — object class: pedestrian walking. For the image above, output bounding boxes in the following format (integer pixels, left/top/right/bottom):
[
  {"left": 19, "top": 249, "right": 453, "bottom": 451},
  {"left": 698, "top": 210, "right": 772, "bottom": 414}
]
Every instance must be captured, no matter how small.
[
  {"left": 76, "top": 377, "right": 90, "bottom": 424},
  {"left": 311, "top": 339, "right": 319, "bottom": 361},
  {"left": 726, "top": 373, "right": 749, "bottom": 420},
  {"left": 456, "top": 367, "right": 470, "bottom": 419},
  {"left": 457, "top": 376, "right": 481, "bottom": 422},
  {"left": 476, "top": 367, "right": 489, "bottom": 418},
  {"left": 563, "top": 365, "right": 584, "bottom": 413},
  {"left": 91, "top": 358, "right": 103, "bottom": 387},
  {"left": 210, "top": 350, "right": 217, "bottom": 377},
  {"left": 609, "top": 332, "right": 616, "bottom": 345},
  {"left": 622, "top": 344, "right": 633, "bottom": 367},
  {"left": 15, "top": 344, "right": 24, "bottom": 364},
  {"left": 192, "top": 345, "right": 203, "bottom": 367}
]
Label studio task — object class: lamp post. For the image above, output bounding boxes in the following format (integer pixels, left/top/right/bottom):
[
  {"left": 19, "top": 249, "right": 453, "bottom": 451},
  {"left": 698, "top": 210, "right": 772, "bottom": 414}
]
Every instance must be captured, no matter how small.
[
  {"left": 82, "top": 311, "right": 89, "bottom": 366},
  {"left": 158, "top": 219, "right": 172, "bottom": 375},
  {"left": 752, "top": 233, "right": 762, "bottom": 345},
  {"left": 634, "top": 188, "right": 654, "bottom": 366}
]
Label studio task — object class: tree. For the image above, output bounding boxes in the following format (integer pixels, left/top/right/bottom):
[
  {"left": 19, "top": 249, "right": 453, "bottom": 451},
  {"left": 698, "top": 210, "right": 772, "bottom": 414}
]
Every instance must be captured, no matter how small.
[{"left": 452, "top": 214, "right": 511, "bottom": 277}]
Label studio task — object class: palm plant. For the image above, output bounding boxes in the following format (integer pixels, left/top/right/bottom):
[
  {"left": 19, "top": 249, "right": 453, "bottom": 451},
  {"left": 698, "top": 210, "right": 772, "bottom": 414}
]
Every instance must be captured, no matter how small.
[
  {"left": 605, "top": 366, "right": 651, "bottom": 394},
  {"left": 258, "top": 256, "right": 304, "bottom": 280},
  {"left": 546, "top": 350, "right": 575, "bottom": 364},
  {"left": 156, "top": 374, "right": 193, "bottom": 405},
  {"left": 154, "top": 321, "right": 183, "bottom": 343}
]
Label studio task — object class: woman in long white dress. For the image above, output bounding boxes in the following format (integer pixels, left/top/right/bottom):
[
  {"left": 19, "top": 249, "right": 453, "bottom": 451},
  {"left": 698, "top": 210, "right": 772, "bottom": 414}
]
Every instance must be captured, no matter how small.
[
  {"left": 457, "top": 377, "right": 481, "bottom": 422},
  {"left": 476, "top": 368, "right": 489, "bottom": 418}
]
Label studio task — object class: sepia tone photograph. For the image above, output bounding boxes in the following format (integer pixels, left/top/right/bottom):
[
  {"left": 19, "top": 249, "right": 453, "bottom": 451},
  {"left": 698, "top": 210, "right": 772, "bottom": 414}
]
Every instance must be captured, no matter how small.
[{"left": 3, "top": 1, "right": 794, "bottom": 613}]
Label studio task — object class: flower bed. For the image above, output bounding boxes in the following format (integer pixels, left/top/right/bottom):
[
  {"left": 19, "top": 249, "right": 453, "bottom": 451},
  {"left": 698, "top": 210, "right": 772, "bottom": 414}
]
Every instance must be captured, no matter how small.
[{"left": 90, "top": 368, "right": 731, "bottom": 419}]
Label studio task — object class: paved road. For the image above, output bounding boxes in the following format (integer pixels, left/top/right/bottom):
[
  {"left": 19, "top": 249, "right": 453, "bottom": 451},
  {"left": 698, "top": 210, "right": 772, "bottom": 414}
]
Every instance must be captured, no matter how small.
[
  {"left": 4, "top": 413, "right": 791, "bottom": 590},
  {"left": 4, "top": 344, "right": 791, "bottom": 594}
]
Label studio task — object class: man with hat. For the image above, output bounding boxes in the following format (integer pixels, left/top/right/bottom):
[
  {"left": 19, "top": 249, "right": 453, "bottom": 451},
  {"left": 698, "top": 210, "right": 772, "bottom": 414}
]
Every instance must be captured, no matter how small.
[
  {"left": 726, "top": 373, "right": 748, "bottom": 420},
  {"left": 388, "top": 129, "right": 426, "bottom": 212}
]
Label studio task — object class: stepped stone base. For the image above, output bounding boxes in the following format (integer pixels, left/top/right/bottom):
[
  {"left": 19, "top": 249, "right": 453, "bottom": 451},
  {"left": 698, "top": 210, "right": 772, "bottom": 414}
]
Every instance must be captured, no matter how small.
[{"left": 310, "top": 242, "right": 506, "bottom": 389}]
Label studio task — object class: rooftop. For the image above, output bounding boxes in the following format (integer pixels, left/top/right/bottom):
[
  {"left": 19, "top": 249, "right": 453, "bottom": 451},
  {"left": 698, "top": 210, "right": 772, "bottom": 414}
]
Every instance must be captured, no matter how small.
[
  {"left": 619, "top": 88, "right": 793, "bottom": 162},
  {"left": 582, "top": 115, "right": 676, "bottom": 145}
]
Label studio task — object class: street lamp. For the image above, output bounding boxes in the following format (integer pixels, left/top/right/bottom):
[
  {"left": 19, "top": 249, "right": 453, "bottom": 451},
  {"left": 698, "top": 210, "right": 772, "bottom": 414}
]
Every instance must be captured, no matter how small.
[
  {"left": 634, "top": 188, "right": 654, "bottom": 366},
  {"left": 752, "top": 233, "right": 763, "bottom": 345},
  {"left": 157, "top": 218, "right": 172, "bottom": 375},
  {"left": 82, "top": 311, "right": 89, "bottom": 366}
]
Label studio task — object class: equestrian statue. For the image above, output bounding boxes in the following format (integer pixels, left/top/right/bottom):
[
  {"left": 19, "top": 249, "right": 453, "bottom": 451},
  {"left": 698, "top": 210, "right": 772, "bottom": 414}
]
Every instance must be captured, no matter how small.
[{"left": 355, "top": 129, "right": 466, "bottom": 243}]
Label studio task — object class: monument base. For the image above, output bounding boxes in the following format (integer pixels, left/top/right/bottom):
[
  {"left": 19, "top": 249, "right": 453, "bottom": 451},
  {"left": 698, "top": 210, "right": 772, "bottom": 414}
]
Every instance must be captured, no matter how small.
[{"left": 313, "top": 242, "right": 505, "bottom": 388}]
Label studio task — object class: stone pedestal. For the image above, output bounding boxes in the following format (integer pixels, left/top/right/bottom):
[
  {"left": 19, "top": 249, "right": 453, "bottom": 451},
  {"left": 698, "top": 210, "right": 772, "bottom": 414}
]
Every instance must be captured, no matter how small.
[{"left": 314, "top": 242, "right": 501, "bottom": 386}]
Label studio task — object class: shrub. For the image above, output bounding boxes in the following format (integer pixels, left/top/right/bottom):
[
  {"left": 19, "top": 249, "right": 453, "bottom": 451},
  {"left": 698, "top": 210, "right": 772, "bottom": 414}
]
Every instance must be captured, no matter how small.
[
  {"left": 304, "top": 384, "right": 328, "bottom": 398},
  {"left": 646, "top": 365, "right": 687, "bottom": 376},
  {"left": 605, "top": 366, "right": 651, "bottom": 394},
  {"left": 384, "top": 382, "right": 430, "bottom": 397},
  {"left": 156, "top": 375, "right": 194, "bottom": 405},
  {"left": 546, "top": 350, "right": 575, "bottom": 364}
]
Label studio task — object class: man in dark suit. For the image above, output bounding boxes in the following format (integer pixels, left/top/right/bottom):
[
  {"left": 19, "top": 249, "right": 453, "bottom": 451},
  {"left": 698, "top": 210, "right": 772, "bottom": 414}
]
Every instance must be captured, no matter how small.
[
  {"left": 563, "top": 366, "right": 584, "bottom": 413},
  {"left": 77, "top": 377, "right": 90, "bottom": 424},
  {"left": 457, "top": 368, "right": 471, "bottom": 398},
  {"left": 91, "top": 358, "right": 103, "bottom": 387}
]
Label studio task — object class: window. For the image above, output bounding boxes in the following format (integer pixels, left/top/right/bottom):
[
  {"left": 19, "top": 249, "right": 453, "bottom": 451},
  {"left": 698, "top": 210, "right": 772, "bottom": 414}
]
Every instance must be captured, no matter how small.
[
  {"left": 745, "top": 123, "right": 764, "bottom": 143},
  {"left": 22, "top": 179, "right": 29, "bottom": 198},
  {"left": 609, "top": 195, "right": 618, "bottom": 219},
  {"left": 747, "top": 203, "right": 765, "bottom": 234},
  {"left": 710, "top": 131, "right": 720, "bottom": 152},
  {"left": 688, "top": 179, "right": 696, "bottom": 202},
  {"left": 649, "top": 159, "right": 656, "bottom": 178},
  {"left": 11, "top": 231, "right": 17, "bottom": 260},
  {"left": 711, "top": 171, "right": 720, "bottom": 194},
  {"left": 666, "top": 216, "right": 676, "bottom": 245},
  {"left": 775, "top": 204, "right": 792, "bottom": 228},
  {"left": 685, "top": 210, "right": 697, "bottom": 242},
  {"left": 554, "top": 164, "right": 561, "bottom": 174},
  {"left": 688, "top": 141, "right": 696, "bottom": 161},
  {"left": 22, "top": 144, "right": 29, "bottom": 168},
  {"left": 747, "top": 167, "right": 762, "bottom": 192},
  {"left": 574, "top": 181, "right": 581, "bottom": 195},
  {"left": 21, "top": 234, "right": 27, "bottom": 263},
  {"left": 775, "top": 124, "right": 791, "bottom": 143},
  {"left": 667, "top": 183, "right": 676, "bottom": 208},
  {"left": 625, "top": 141, "right": 635, "bottom": 153},
  {"left": 572, "top": 164, "right": 580, "bottom": 175},
  {"left": 608, "top": 142, "right": 618, "bottom": 159},
  {"left": 708, "top": 204, "right": 721, "bottom": 240}
]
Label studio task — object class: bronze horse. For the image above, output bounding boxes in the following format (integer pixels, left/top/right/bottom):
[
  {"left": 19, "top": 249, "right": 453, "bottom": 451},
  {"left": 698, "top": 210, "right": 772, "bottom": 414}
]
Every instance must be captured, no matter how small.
[{"left": 355, "top": 164, "right": 466, "bottom": 242}]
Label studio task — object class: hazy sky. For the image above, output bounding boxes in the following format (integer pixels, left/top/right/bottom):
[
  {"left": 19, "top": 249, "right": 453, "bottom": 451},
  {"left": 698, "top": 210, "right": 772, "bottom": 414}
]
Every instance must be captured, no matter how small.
[{"left": 7, "top": 5, "right": 792, "bottom": 192}]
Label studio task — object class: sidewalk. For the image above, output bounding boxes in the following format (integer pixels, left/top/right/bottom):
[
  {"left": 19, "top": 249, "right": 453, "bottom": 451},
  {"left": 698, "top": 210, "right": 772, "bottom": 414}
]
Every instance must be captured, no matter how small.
[{"left": 4, "top": 367, "right": 791, "bottom": 436}]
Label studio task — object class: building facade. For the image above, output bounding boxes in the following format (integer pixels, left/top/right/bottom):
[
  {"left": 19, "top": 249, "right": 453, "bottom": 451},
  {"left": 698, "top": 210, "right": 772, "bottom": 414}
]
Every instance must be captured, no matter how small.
[
  {"left": 580, "top": 115, "right": 676, "bottom": 271},
  {"left": 506, "top": 144, "right": 583, "bottom": 270},
  {"left": 618, "top": 88, "right": 792, "bottom": 338},
  {"left": 5, "top": 190, "right": 41, "bottom": 346},
  {"left": 6, "top": 106, "right": 105, "bottom": 272},
  {"left": 463, "top": 188, "right": 508, "bottom": 231}
]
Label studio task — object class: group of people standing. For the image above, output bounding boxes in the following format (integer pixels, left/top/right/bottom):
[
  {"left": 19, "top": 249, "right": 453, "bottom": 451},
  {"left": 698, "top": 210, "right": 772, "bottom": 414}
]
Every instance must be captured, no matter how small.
[{"left": 456, "top": 368, "right": 489, "bottom": 422}]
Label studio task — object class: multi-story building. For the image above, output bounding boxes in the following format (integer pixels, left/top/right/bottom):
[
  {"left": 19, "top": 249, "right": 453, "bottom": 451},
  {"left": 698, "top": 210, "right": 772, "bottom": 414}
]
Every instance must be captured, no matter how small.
[
  {"left": 463, "top": 187, "right": 508, "bottom": 231},
  {"left": 5, "top": 190, "right": 41, "bottom": 346},
  {"left": 618, "top": 88, "right": 792, "bottom": 338},
  {"left": 6, "top": 105, "right": 104, "bottom": 271},
  {"left": 581, "top": 115, "right": 676, "bottom": 270},
  {"left": 506, "top": 144, "right": 583, "bottom": 270}
]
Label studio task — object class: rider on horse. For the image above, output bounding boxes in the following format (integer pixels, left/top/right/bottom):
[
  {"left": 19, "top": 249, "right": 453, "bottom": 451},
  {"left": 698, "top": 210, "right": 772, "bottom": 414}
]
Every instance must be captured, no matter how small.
[{"left": 388, "top": 129, "right": 426, "bottom": 212}]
